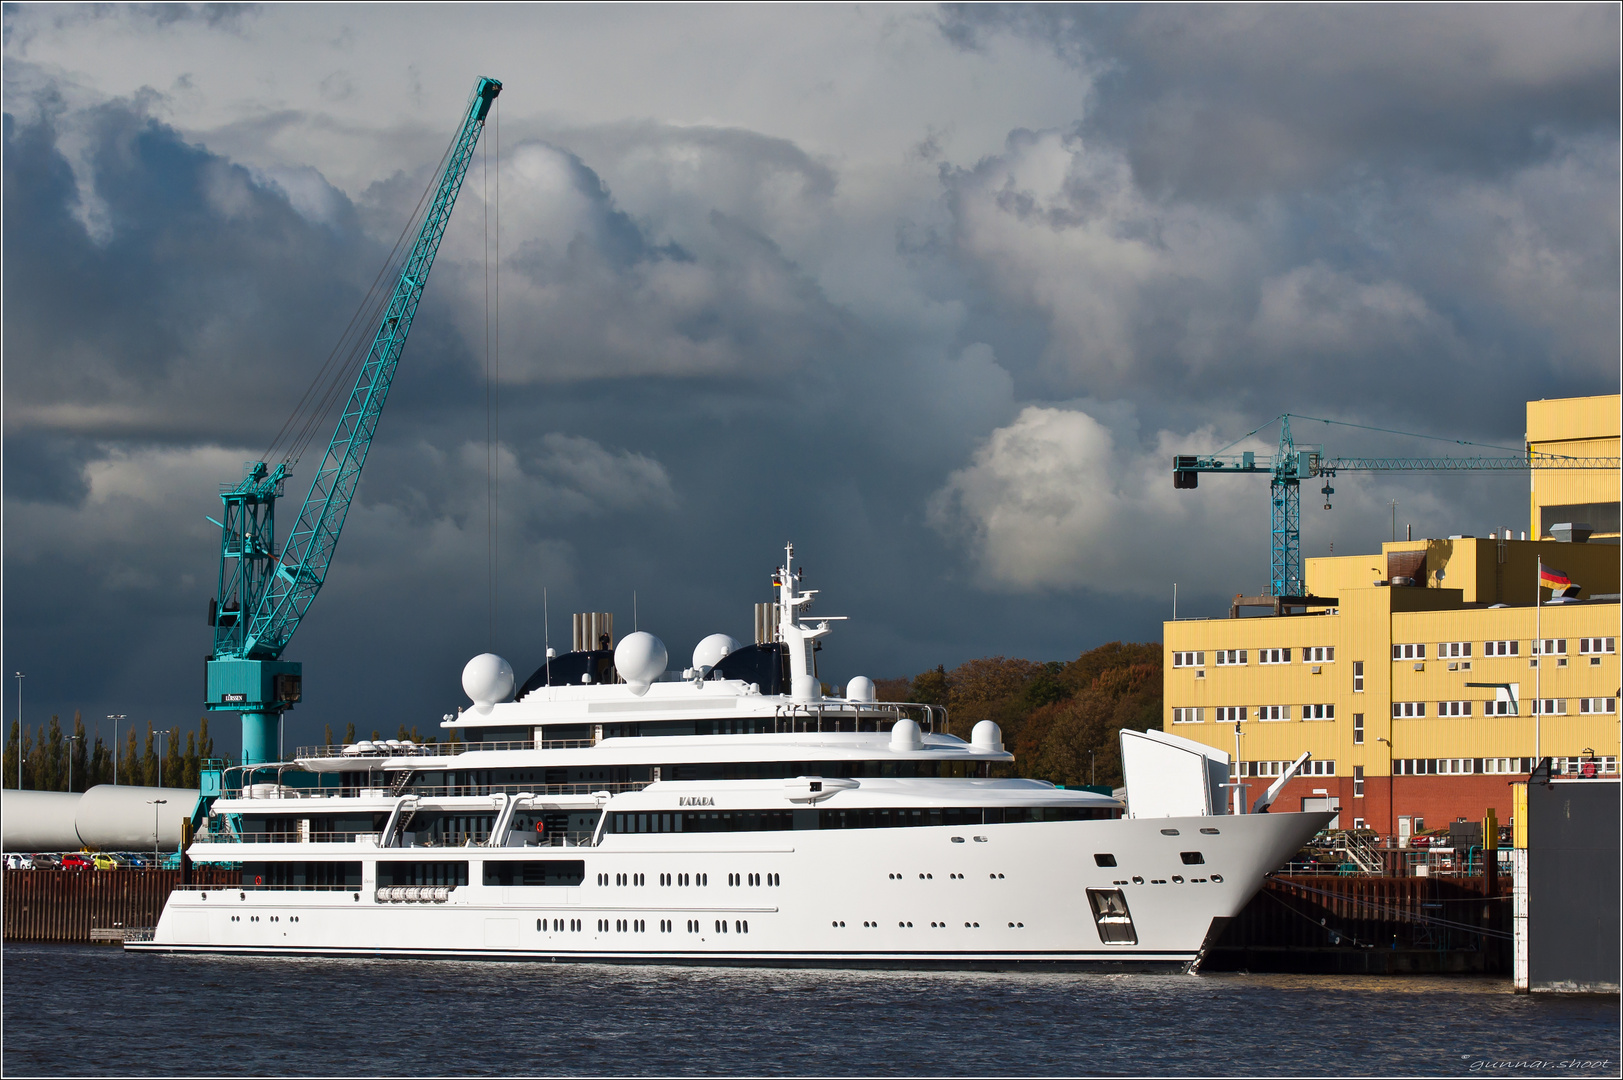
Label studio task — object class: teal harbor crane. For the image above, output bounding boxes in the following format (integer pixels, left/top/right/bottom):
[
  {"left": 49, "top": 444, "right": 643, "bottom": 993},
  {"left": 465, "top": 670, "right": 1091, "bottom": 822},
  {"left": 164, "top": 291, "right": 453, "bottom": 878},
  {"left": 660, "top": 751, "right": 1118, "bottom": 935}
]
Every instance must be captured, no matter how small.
[
  {"left": 1172, "top": 413, "right": 1620, "bottom": 598},
  {"left": 207, "top": 77, "right": 501, "bottom": 767}
]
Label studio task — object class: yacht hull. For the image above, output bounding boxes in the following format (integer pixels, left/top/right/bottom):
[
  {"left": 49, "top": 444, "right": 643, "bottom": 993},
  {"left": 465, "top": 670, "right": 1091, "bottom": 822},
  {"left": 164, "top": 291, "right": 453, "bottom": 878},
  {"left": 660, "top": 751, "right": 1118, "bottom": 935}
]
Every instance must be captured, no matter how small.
[{"left": 131, "top": 810, "right": 1329, "bottom": 971}]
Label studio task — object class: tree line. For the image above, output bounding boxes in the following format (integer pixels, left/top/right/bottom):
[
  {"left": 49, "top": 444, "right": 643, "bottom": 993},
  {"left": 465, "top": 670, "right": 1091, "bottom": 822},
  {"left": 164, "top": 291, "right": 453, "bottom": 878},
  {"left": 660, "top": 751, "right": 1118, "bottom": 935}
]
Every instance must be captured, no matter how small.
[
  {"left": 3, "top": 713, "right": 218, "bottom": 792},
  {"left": 876, "top": 640, "right": 1162, "bottom": 790}
]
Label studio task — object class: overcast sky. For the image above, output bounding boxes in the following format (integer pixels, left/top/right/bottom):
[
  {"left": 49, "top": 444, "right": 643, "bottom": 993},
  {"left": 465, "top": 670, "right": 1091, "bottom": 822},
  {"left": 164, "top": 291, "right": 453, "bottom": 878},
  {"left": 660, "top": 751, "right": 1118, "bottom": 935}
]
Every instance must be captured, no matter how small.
[{"left": 4, "top": 4, "right": 1618, "bottom": 752}]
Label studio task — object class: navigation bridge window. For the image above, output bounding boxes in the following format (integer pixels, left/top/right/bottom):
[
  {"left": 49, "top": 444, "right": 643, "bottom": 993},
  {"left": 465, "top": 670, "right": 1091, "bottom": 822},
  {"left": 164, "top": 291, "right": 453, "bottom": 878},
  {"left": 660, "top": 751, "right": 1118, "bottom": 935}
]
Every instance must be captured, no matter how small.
[
  {"left": 483, "top": 861, "right": 586, "bottom": 887},
  {"left": 1086, "top": 888, "right": 1138, "bottom": 945}
]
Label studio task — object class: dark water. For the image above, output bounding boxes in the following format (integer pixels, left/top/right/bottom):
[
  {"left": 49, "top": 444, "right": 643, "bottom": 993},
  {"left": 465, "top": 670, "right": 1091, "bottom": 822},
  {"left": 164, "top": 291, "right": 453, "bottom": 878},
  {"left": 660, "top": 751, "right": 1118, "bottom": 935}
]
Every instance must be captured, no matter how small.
[{"left": 4, "top": 944, "right": 1617, "bottom": 1077}]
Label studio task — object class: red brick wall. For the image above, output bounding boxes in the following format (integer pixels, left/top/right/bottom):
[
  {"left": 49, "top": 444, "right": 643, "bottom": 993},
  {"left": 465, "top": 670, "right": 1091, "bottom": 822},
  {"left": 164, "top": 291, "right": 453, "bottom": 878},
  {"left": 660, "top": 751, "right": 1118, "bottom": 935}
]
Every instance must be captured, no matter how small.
[{"left": 1233, "top": 774, "right": 1523, "bottom": 838}]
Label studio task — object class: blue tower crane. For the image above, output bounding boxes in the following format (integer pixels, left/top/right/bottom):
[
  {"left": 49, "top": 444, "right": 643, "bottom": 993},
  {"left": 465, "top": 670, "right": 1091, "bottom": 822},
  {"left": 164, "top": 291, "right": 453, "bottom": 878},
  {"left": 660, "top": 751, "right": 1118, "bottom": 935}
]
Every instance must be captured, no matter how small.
[
  {"left": 207, "top": 76, "right": 501, "bottom": 766},
  {"left": 1172, "top": 413, "right": 1620, "bottom": 598}
]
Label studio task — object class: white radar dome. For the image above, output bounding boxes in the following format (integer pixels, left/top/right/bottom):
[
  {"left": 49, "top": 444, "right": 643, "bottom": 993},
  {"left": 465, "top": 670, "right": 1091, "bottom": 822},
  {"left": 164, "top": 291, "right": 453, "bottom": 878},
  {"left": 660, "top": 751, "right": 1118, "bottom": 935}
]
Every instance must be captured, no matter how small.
[
  {"left": 889, "top": 717, "right": 923, "bottom": 752},
  {"left": 971, "top": 720, "right": 1004, "bottom": 752},
  {"left": 615, "top": 631, "right": 668, "bottom": 696},
  {"left": 462, "top": 653, "right": 515, "bottom": 714},
  {"left": 845, "top": 676, "right": 876, "bottom": 703},
  {"left": 692, "top": 633, "right": 741, "bottom": 672}
]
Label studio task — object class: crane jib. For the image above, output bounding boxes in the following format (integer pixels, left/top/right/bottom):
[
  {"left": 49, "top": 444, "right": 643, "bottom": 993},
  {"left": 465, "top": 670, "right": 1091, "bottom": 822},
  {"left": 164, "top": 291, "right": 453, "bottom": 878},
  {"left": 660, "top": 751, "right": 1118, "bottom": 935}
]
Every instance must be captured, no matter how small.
[{"left": 207, "top": 76, "right": 500, "bottom": 755}]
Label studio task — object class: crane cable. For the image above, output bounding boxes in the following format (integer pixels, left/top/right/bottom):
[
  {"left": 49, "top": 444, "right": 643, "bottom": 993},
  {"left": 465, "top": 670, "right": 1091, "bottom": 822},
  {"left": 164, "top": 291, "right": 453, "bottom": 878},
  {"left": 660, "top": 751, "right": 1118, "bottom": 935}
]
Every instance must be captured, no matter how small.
[
  {"left": 484, "top": 96, "right": 501, "bottom": 651},
  {"left": 262, "top": 109, "right": 464, "bottom": 468},
  {"left": 1210, "top": 412, "right": 1535, "bottom": 459}
]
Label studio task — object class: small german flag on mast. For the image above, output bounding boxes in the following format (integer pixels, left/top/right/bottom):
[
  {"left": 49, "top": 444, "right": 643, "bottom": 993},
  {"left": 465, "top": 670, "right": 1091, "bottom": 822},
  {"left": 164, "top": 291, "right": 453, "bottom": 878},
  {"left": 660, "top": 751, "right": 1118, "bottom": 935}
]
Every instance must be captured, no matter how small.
[{"left": 1539, "top": 562, "right": 1580, "bottom": 598}]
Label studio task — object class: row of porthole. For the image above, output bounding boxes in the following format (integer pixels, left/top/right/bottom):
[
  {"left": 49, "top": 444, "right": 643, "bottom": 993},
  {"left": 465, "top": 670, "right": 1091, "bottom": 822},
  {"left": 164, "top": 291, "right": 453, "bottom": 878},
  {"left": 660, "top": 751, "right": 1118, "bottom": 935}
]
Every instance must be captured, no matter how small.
[
  {"left": 835, "top": 920, "right": 1019, "bottom": 929},
  {"left": 886, "top": 872, "right": 1005, "bottom": 880},
  {"left": 726, "top": 873, "right": 779, "bottom": 886},
  {"left": 539, "top": 918, "right": 585, "bottom": 931},
  {"left": 1108, "top": 874, "right": 1223, "bottom": 886},
  {"left": 657, "top": 873, "right": 711, "bottom": 886},
  {"left": 229, "top": 915, "right": 300, "bottom": 923}
]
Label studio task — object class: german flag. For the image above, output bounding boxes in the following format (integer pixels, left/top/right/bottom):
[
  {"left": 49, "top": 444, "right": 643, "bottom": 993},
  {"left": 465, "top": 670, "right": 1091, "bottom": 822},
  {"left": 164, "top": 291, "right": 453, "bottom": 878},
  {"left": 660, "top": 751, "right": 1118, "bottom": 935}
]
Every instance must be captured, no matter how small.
[{"left": 1539, "top": 563, "right": 1579, "bottom": 597}]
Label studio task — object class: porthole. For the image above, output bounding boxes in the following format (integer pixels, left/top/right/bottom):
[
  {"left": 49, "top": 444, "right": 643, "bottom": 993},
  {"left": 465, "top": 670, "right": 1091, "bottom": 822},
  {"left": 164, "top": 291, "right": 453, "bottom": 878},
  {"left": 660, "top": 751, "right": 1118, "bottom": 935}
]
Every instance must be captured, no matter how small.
[
  {"left": 1160, "top": 828, "right": 1180, "bottom": 836},
  {"left": 1211, "top": 874, "right": 1224, "bottom": 883},
  {"left": 1172, "top": 875, "right": 1184, "bottom": 884},
  {"left": 1200, "top": 827, "right": 1220, "bottom": 835},
  {"left": 951, "top": 836, "right": 965, "bottom": 844},
  {"left": 1132, "top": 876, "right": 1144, "bottom": 885}
]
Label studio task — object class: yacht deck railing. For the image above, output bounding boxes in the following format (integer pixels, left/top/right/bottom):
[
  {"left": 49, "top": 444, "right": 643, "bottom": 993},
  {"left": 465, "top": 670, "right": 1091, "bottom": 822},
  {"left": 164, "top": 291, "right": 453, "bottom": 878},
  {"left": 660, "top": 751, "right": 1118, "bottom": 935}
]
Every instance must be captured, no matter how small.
[{"left": 215, "top": 781, "right": 648, "bottom": 802}]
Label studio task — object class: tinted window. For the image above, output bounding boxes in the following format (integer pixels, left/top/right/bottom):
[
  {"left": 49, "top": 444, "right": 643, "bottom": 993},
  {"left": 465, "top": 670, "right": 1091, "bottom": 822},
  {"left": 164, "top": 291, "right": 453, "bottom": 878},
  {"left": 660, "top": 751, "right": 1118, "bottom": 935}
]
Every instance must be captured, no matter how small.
[
  {"left": 1094, "top": 853, "right": 1117, "bottom": 867},
  {"left": 483, "top": 860, "right": 586, "bottom": 887}
]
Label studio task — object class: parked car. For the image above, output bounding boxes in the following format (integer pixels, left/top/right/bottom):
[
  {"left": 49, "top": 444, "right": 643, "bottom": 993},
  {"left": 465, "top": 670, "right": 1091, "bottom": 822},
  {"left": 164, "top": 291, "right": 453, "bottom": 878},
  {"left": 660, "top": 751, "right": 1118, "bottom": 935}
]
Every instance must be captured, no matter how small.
[
  {"left": 92, "top": 853, "right": 126, "bottom": 871},
  {"left": 5, "top": 853, "right": 34, "bottom": 870},
  {"left": 61, "top": 852, "right": 93, "bottom": 870},
  {"left": 31, "top": 853, "right": 62, "bottom": 869}
]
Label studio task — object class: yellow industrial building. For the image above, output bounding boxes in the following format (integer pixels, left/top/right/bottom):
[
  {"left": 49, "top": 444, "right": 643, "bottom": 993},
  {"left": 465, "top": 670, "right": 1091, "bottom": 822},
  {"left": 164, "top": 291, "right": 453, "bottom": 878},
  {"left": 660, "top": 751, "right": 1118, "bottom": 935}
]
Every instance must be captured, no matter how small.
[{"left": 1164, "top": 395, "right": 1620, "bottom": 840}]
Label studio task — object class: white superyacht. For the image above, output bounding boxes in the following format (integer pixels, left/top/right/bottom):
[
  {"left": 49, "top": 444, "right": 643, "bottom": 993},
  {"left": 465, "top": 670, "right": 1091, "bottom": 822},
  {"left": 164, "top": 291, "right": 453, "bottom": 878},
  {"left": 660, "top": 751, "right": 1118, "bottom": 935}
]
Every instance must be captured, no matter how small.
[{"left": 132, "top": 545, "right": 1330, "bottom": 969}]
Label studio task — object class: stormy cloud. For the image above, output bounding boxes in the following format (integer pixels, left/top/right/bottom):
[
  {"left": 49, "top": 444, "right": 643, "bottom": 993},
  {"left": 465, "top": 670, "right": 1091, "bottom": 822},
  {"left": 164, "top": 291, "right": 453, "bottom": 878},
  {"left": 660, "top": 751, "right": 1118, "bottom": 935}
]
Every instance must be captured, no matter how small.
[{"left": 3, "top": 5, "right": 1616, "bottom": 751}]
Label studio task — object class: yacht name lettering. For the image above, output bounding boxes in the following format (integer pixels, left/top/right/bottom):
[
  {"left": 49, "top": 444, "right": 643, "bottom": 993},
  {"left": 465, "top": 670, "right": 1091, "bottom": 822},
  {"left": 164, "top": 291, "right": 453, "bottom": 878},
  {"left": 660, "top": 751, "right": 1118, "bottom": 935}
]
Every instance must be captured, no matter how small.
[{"left": 679, "top": 797, "right": 716, "bottom": 807}]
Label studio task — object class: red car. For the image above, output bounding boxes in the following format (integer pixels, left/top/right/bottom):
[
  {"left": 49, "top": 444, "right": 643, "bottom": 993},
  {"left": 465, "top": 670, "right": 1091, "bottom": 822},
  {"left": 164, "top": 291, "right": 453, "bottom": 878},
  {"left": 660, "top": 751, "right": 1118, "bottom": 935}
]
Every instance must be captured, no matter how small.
[{"left": 60, "top": 853, "right": 93, "bottom": 870}]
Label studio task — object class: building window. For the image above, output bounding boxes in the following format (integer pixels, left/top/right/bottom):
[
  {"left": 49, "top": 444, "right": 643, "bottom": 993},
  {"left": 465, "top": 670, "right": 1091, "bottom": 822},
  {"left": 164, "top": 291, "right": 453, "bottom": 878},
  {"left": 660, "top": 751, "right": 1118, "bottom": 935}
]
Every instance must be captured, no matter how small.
[
  {"left": 1438, "top": 641, "right": 1472, "bottom": 659},
  {"left": 1352, "top": 661, "right": 1364, "bottom": 692},
  {"left": 1214, "top": 706, "right": 1247, "bottom": 723},
  {"left": 1305, "top": 759, "right": 1336, "bottom": 777},
  {"left": 1483, "top": 758, "right": 1531, "bottom": 775},
  {"left": 1392, "top": 701, "right": 1426, "bottom": 718},
  {"left": 1259, "top": 648, "right": 1292, "bottom": 665},
  {"left": 1304, "top": 646, "right": 1335, "bottom": 663},
  {"left": 1256, "top": 705, "right": 1290, "bottom": 721},
  {"left": 1352, "top": 818, "right": 1366, "bottom": 830},
  {"left": 1484, "top": 640, "right": 1519, "bottom": 657},
  {"left": 1531, "top": 699, "right": 1568, "bottom": 715},
  {"left": 1579, "top": 698, "right": 1619, "bottom": 714},
  {"left": 1216, "top": 650, "right": 1248, "bottom": 667},
  {"left": 1352, "top": 714, "right": 1364, "bottom": 744},
  {"left": 1579, "top": 638, "right": 1617, "bottom": 654},
  {"left": 1436, "top": 758, "right": 1473, "bottom": 775},
  {"left": 1392, "top": 643, "right": 1426, "bottom": 660},
  {"left": 1353, "top": 765, "right": 1364, "bottom": 797},
  {"left": 1437, "top": 700, "right": 1472, "bottom": 717},
  {"left": 1302, "top": 703, "right": 1335, "bottom": 720},
  {"left": 1533, "top": 639, "right": 1567, "bottom": 656},
  {"left": 1486, "top": 698, "right": 1517, "bottom": 716},
  {"left": 1553, "top": 756, "right": 1618, "bottom": 776},
  {"left": 1173, "top": 651, "right": 1205, "bottom": 668},
  {"left": 1171, "top": 707, "right": 1203, "bottom": 724}
]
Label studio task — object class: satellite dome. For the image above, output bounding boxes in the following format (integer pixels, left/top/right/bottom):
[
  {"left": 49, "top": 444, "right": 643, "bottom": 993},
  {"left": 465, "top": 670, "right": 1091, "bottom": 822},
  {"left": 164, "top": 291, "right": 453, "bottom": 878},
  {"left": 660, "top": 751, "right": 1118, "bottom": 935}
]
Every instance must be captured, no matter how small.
[
  {"left": 971, "top": 720, "right": 1004, "bottom": 752},
  {"left": 889, "top": 717, "right": 923, "bottom": 752},
  {"left": 462, "top": 653, "right": 515, "bottom": 714},
  {"left": 846, "top": 676, "right": 876, "bottom": 703},
  {"left": 615, "top": 631, "right": 668, "bottom": 696},
  {"left": 692, "top": 633, "right": 740, "bottom": 672}
]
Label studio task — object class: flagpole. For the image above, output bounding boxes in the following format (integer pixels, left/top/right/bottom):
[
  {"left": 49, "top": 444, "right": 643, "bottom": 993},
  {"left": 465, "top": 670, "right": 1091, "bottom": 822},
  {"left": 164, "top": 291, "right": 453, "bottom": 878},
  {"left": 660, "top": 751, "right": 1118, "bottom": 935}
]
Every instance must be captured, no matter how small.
[{"left": 1534, "top": 553, "right": 1541, "bottom": 762}]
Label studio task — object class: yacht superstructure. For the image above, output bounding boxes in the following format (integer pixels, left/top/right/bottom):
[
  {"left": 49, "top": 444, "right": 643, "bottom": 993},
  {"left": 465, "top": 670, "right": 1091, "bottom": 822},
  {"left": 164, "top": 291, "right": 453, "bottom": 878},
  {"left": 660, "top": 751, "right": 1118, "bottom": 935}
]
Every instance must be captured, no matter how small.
[{"left": 132, "top": 545, "right": 1330, "bottom": 969}]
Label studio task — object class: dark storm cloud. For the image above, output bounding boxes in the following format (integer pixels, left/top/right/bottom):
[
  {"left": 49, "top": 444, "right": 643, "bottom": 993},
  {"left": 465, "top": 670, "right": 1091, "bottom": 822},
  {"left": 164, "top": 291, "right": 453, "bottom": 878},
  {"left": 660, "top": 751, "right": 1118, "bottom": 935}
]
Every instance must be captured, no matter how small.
[
  {"left": 940, "top": 4, "right": 1621, "bottom": 200},
  {"left": 2, "top": 93, "right": 380, "bottom": 447}
]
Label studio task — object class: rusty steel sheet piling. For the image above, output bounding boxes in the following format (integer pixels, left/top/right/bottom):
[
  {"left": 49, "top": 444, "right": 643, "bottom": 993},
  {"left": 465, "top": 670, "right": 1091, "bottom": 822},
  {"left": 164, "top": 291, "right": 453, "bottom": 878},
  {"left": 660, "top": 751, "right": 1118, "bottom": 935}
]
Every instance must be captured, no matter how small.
[{"left": 4, "top": 868, "right": 238, "bottom": 944}]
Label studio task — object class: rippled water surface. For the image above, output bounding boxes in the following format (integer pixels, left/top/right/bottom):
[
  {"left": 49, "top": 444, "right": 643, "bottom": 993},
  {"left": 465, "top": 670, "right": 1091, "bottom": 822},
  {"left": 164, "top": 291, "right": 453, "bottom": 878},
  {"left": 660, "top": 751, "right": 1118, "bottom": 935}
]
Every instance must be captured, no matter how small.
[{"left": 4, "top": 944, "right": 1618, "bottom": 1076}]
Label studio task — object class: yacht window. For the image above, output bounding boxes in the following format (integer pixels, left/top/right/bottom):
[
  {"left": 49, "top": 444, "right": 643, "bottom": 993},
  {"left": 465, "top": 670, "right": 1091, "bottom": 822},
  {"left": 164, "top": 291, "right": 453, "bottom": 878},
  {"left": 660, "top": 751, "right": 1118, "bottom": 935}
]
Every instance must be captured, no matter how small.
[
  {"left": 1180, "top": 852, "right": 1205, "bottom": 865},
  {"left": 1093, "top": 854, "right": 1117, "bottom": 867},
  {"left": 483, "top": 861, "right": 586, "bottom": 887},
  {"left": 376, "top": 862, "right": 468, "bottom": 887}
]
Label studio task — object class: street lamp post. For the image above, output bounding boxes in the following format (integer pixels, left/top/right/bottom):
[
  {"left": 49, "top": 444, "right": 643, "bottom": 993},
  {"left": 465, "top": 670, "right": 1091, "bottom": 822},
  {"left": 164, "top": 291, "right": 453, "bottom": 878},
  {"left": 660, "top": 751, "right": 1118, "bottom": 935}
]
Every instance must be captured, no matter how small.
[
  {"left": 13, "top": 672, "right": 23, "bottom": 790},
  {"left": 157, "top": 730, "right": 168, "bottom": 788},
  {"left": 107, "top": 715, "right": 125, "bottom": 786},
  {"left": 67, "top": 733, "right": 83, "bottom": 793},
  {"left": 148, "top": 798, "right": 167, "bottom": 865},
  {"left": 1376, "top": 736, "right": 1395, "bottom": 849}
]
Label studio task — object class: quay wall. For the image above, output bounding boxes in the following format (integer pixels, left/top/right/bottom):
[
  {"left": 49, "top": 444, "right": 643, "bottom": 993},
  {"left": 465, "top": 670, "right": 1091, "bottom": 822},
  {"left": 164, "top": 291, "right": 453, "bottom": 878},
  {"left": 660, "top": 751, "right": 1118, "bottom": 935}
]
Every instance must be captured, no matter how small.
[
  {"left": 3, "top": 869, "right": 237, "bottom": 943},
  {"left": 1203, "top": 874, "right": 1513, "bottom": 974}
]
